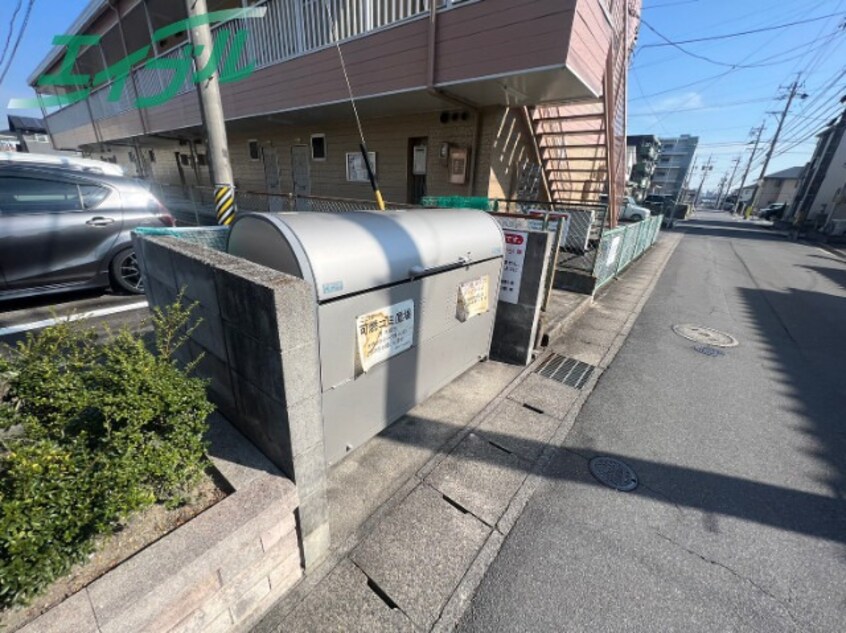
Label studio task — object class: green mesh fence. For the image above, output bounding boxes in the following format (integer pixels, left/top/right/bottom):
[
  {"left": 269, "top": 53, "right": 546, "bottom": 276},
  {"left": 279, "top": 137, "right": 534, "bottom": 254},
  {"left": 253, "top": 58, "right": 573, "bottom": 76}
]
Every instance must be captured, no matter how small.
[
  {"left": 133, "top": 226, "right": 229, "bottom": 252},
  {"left": 421, "top": 196, "right": 494, "bottom": 210},
  {"left": 593, "top": 216, "right": 663, "bottom": 289}
]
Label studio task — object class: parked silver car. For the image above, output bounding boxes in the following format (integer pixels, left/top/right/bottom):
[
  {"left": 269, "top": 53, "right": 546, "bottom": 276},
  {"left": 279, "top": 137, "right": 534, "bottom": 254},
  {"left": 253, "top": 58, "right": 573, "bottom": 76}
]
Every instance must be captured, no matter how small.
[{"left": 0, "top": 164, "right": 174, "bottom": 301}]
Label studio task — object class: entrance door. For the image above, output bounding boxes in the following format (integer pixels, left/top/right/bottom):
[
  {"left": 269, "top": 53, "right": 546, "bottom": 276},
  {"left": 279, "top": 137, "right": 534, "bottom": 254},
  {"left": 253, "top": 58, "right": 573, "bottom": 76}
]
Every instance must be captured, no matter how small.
[
  {"left": 408, "top": 137, "right": 427, "bottom": 204},
  {"left": 261, "top": 145, "right": 285, "bottom": 212},
  {"left": 291, "top": 145, "right": 311, "bottom": 211}
]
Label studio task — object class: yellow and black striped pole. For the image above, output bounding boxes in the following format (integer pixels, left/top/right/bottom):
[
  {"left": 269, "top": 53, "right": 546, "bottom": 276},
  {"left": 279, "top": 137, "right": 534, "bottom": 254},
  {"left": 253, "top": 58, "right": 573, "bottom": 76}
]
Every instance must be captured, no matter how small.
[
  {"left": 360, "top": 143, "right": 385, "bottom": 211},
  {"left": 215, "top": 184, "right": 236, "bottom": 226}
]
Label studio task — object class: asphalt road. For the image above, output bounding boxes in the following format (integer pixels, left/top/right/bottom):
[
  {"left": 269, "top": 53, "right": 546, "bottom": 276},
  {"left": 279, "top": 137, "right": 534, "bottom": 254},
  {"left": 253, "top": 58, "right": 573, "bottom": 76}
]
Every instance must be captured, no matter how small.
[
  {"left": 458, "top": 210, "right": 846, "bottom": 632},
  {"left": 0, "top": 289, "right": 150, "bottom": 349}
]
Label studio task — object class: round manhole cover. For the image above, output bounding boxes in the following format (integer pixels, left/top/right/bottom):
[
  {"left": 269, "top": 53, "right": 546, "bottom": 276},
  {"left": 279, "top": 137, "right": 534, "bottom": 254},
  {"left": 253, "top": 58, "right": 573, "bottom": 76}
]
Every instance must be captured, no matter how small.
[
  {"left": 672, "top": 324, "right": 739, "bottom": 348},
  {"left": 588, "top": 457, "right": 638, "bottom": 492}
]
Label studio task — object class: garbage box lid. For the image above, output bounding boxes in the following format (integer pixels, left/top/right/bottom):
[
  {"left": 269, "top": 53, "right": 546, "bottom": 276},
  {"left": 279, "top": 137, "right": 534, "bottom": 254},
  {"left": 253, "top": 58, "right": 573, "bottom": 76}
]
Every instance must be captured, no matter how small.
[{"left": 228, "top": 209, "right": 504, "bottom": 302}]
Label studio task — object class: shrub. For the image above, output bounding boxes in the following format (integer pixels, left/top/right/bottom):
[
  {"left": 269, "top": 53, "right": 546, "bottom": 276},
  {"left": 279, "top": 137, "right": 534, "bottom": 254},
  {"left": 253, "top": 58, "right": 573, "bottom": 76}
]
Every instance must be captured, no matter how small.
[{"left": 0, "top": 296, "right": 215, "bottom": 609}]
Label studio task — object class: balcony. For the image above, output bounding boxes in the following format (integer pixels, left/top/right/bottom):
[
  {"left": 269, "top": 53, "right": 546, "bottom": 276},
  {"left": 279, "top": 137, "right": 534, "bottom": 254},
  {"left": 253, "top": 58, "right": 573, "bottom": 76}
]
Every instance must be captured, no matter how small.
[{"left": 41, "top": 0, "right": 599, "bottom": 149}]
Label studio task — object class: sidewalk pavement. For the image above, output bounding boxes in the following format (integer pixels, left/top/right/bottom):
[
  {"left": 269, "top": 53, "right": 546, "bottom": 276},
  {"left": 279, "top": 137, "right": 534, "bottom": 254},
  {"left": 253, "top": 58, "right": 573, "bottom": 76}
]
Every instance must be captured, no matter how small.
[{"left": 254, "top": 230, "right": 685, "bottom": 633}]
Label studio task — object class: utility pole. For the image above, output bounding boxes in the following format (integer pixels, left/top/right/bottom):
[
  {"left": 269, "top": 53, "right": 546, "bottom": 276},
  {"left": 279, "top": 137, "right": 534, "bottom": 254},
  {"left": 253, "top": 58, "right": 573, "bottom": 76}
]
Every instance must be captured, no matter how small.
[
  {"left": 748, "top": 80, "right": 808, "bottom": 212},
  {"left": 186, "top": 0, "right": 237, "bottom": 226},
  {"left": 693, "top": 154, "right": 714, "bottom": 208},
  {"left": 734, "top": 125, "right": 765, "bottom": 215},
  {"left": 664, "top": 154, "right": 697, "bottom": 228},
  {"left": 715, "top": 174, "right": 728, "bottom": 209},
  {"left": 718, "top": 156, "right": 741, "bottom": 210}
]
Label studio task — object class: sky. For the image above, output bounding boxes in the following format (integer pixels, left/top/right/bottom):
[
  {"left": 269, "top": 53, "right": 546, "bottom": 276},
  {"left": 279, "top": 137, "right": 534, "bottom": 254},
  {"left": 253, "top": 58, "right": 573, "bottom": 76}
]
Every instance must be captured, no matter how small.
[
  {"left": 631, "top": 0, "right": 846, "bottom": 192},
  {"left": 0, "top": 0, "right": 844, "bottom": 193}
]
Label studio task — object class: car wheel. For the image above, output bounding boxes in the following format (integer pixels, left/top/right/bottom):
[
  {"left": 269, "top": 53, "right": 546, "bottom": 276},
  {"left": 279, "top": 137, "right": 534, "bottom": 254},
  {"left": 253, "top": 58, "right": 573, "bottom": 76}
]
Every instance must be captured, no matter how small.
[
  {"left": 110, "top": 249, "right": 144, "bottom": 294},
  {"left": 631, "top": 214, "right": 643, "bottom": 222}
]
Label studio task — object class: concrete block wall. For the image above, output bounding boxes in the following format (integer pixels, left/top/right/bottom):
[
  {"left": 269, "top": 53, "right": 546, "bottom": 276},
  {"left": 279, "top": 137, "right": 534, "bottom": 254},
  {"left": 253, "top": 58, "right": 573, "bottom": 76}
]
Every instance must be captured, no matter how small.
[
  {"left": 20, "top": 415, "right": 302, "bottom": 633},
  {"left": 134, "top": 235, "right": 330, "bottom": 568}
]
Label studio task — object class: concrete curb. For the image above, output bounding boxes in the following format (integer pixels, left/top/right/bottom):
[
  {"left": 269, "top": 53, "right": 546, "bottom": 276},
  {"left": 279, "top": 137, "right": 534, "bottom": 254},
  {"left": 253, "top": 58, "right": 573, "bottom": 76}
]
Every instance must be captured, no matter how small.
[
  {"left": 431, "top": 230, "right": 685, "bottom": 633},
  {"left": 256, "top": 232, "right": 685, "bottom": 633}
]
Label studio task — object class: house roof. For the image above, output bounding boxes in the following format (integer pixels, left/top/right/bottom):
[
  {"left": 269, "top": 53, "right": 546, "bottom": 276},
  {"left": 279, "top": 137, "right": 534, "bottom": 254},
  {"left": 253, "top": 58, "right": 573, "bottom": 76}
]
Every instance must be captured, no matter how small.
[
  {"left": 7, "top": 115, "right": 47, "bottom": 134},
  {"left": 764, "top": 166, "right": 804, "bottom": 180}
]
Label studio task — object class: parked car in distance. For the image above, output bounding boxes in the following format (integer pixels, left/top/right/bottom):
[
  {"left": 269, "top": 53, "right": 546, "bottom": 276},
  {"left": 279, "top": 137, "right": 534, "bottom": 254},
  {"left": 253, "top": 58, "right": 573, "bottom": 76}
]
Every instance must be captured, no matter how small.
[
  {"left": 0, "top": 163, "right": 175, "bottom": 301},
  {"left": 620, "top": 196, "right": 652, "bottom": 222},
  {"left": 758, "top": 202, "right": 788, "bottom": 221}
]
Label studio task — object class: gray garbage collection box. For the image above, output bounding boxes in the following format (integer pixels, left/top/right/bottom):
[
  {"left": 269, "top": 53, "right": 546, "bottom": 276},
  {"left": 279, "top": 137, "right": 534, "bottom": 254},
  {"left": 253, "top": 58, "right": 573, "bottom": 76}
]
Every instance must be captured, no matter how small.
[{"left": 228, "top": 209, "right": 505, "bottom": 464}]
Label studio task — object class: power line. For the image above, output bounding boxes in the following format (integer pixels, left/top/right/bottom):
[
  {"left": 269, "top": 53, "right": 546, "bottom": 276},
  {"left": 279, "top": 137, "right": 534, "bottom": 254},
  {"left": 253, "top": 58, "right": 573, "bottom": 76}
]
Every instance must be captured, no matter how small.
[
  {"left": 0, "top": 0, "right": 36, "bottom": 90},
  {"left": 640, "top": 12, "right": 846, "bottom": 48},
  {"left": 640, "top": 19, "right": 775, "bottom": 68},
  {"left": 629, "top": 96, "right": 773, "bottom": 117},
  {"left": 0, "top": 0, "right": 23, "bottom": 71}
]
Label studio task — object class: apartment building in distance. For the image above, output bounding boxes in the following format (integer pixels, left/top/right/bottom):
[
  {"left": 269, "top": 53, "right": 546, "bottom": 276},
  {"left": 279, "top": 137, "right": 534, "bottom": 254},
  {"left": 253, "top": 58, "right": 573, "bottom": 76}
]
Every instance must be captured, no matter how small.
[
  {"left": 650, "top": 134, "right": 698, "bottom": 199},
  {"left": 26, "top": 0, "right": 641, "bottom": 220},
  {"left": 626, "top": 134, "right": 660, "bottom": 201}
]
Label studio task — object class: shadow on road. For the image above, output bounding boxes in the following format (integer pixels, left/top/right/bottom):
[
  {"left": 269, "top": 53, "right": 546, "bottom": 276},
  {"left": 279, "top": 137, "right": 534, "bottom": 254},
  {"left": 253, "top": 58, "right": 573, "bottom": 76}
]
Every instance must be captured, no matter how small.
[
  {"left": 803, "top": 265, "right": 846, "bottom": 291},
  {"left": 678, "top": 224, "right": 785, "bottom": 242}
]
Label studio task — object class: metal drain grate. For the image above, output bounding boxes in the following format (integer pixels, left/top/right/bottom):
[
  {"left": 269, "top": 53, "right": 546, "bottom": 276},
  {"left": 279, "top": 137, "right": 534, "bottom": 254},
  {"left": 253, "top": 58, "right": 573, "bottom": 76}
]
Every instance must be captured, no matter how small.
[{"left": 536, "top": 354, "right": 595, "bottom": 390}]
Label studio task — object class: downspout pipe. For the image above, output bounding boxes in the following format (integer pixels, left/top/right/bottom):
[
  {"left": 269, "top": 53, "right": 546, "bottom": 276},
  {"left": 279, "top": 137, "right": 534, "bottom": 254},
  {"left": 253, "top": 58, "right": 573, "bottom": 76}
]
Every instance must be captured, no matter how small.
[{"left": 426, "top": 0, "right": 481, "bottom": 196}]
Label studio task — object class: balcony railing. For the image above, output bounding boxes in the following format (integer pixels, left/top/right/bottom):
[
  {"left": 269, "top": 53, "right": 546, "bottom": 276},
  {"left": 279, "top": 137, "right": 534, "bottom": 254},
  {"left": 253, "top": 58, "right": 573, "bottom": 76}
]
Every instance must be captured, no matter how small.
[{"left": 47, "top": 0, "right": 473, "bottom": 135}]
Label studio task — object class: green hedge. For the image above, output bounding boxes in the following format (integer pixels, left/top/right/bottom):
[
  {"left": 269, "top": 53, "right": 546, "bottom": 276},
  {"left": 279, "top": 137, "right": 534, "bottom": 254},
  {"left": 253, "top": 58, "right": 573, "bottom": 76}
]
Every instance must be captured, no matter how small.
[{"left": 0, "top": 297, "right": 215, "bottom": 609}]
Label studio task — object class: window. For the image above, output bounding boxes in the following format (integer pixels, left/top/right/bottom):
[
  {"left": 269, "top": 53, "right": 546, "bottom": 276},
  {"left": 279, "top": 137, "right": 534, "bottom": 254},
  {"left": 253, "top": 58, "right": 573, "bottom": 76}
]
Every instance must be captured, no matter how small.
[
  {"left": 180, "top": 154, "right": 190, "bottom": 166},
  {"left": 33, "top": 134, "right": 49, "bottom": 143},
  {"left": 79, "top": 184, "right": 110, "bottom": 210},
  {"left": 311, "top": 134, "right": 326, "bottom": 161},
  {"left": 0, "top": 177, "right": 80, "bottom": 214},
  {"left": 197, "top": 154, "right": 208, "bottom": 167},
  {"left": 149, "top": 150, "right": 156, "bottom": 163},
  {"left": 248, "top": 140, "right": 261, "bottom": 161}
]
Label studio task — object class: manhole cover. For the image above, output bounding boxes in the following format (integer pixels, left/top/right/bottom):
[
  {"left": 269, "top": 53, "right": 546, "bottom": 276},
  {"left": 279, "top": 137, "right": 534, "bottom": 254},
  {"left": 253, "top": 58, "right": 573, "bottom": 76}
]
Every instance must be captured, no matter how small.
[
  {"left": 672, "top": 324, "right": 738, "bottom": 348},
  {"left": 694, "top": 346, "right": 726, "bottom": 358},
  {"left": 588, "top": 457, "right": 638, "bottom": 492}
]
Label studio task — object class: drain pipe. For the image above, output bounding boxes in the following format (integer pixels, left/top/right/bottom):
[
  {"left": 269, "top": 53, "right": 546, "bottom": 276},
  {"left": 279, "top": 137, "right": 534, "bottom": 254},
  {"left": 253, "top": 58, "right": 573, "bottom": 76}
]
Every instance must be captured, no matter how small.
[{"left": 426, "top": 1, "right": 481, "bottom": 196}]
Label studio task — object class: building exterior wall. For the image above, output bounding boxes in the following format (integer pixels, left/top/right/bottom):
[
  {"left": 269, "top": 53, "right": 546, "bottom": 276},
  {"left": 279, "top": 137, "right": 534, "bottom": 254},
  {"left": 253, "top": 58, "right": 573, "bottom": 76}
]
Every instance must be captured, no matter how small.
[
  {"left": 40, "top": 0, "right": 579, "bottom": 148},
  {"left": 129, "top": 107, "right": 530, "bottom": 204},
  {"left": 807, "top": 133, "right": 846, "bottom": 221},
  {"left": 651, "top": 135, "right": 698, "bottom": 199},
  {"left": 758, "top": 177, "right": 800, "bottom": 209}
]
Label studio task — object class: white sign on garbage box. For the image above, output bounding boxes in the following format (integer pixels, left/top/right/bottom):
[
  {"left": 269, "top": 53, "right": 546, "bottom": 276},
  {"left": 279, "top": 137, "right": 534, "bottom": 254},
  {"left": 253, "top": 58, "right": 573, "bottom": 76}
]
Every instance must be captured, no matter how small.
[
  {"left": 457, "top": 275, "right": 491, "bottom": 322},
  {"left": 356, "top": 300, "right": 415, "bottom": 372},
  {"left": 500, "top": 230, "right": 528, "bottom": 304}
]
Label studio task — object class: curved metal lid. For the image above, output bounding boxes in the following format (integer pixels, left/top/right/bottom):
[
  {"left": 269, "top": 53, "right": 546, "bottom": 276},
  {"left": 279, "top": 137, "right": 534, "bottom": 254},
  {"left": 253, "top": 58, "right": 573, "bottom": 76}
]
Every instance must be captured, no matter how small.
[{"left": 228, "top": 209, "right": 504, "bottom": 301}]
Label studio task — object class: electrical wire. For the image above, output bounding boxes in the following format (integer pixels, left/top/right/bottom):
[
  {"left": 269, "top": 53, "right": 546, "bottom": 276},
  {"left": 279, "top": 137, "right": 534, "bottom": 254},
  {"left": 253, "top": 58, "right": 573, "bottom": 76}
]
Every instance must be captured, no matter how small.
[
  {"left": 0, "top": 0, "right": 23, "bottom": 71},
  {"left": 640, "top": 12, "right": 845, "bottom": 48},
  {"left": 640, "top": 19, "right": 775, "bottom": 68},
  {"left": 0, "top": 0, "right": 35, "bottom": 89},
  {"left": 629, "top": 96, "right": 774, "bottom": 117}
]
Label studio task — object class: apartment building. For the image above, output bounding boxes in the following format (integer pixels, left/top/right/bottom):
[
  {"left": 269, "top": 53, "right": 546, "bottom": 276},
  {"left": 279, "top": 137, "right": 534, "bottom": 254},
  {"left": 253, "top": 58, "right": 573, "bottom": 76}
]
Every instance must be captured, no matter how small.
[
  {"left": 27, "top": 0, "right": 639, "bottom": 214},
  {"left": 626, "top": 134, "right": 660, "bottom": 201},
  {"left": 650, "top": 134, "right": 698, "bottom": 199},
  {"left": 787, "top": 108, "right": 846, "bottom": 230},
  {"left": 755, "top": 166, "right": 803, "bottom": 210}
]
